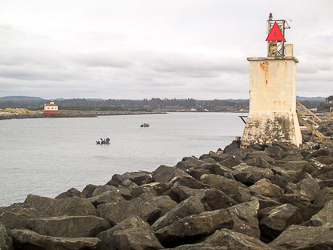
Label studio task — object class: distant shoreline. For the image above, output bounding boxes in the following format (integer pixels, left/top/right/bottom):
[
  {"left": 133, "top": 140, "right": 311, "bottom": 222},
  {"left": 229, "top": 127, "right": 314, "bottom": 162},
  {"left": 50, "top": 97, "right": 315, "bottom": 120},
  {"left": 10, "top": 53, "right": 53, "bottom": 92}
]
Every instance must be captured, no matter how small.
[{"left": 0, "top": 110, "right": 167, "bottom": 120}]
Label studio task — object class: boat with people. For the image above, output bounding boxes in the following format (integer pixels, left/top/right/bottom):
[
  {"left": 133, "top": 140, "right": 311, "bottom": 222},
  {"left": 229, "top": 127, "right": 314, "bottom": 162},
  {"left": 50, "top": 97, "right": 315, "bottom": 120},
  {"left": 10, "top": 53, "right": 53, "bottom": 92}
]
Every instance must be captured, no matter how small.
[
  {"left": 96, "top": 138, "right": 110, "bottom": 144},
  {"left": 140, "top": 123, "right": 149, "bottom": 127}
]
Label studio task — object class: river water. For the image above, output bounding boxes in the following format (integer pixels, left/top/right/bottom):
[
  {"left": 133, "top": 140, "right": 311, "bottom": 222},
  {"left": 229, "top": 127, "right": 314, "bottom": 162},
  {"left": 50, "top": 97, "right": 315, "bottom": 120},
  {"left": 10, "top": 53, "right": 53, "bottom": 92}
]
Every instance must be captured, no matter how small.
[{"left": 0, "top": 112, "right": 245, "bottom": 207}]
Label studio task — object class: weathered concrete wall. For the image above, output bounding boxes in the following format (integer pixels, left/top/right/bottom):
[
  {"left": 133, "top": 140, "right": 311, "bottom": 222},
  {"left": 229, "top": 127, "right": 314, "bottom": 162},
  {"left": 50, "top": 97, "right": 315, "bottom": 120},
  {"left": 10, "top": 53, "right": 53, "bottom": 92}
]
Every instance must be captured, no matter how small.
[{"left": 241, "top": 45, "right": 302, "bottom": 147}]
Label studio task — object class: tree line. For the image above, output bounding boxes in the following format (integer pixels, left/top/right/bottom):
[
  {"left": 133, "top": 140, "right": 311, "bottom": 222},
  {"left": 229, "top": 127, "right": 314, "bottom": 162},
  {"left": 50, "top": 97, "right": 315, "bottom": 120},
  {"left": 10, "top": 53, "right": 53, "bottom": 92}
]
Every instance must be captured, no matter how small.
[{"left": 0, "top": 97, "right": 330, "bottom": 112}]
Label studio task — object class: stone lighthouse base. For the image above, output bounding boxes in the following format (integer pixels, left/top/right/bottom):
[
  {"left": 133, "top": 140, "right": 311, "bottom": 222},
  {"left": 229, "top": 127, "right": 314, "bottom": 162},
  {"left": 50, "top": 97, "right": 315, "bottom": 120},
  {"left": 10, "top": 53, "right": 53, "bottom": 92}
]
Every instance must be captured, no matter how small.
[{"left": 241, "top": 111, "right": 302, "bottom": 147}]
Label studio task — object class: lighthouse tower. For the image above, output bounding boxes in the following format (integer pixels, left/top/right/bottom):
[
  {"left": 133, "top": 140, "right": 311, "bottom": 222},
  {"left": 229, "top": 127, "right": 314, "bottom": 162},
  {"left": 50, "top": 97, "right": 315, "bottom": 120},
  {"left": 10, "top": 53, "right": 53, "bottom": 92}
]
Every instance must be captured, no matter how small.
[
  {"left": 241, "top": 14, "right": 302, "bottom": 147},
  {"left": 44, "top": 99, "right": 58, "bottom": 113}
]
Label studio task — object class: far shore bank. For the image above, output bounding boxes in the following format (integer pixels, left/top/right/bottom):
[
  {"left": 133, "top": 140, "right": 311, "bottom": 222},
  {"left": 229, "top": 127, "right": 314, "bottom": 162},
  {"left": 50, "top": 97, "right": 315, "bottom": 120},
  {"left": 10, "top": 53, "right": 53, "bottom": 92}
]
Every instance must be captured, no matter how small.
[{"left": 0, "top": 110, "right": 167, "bottom": 120}]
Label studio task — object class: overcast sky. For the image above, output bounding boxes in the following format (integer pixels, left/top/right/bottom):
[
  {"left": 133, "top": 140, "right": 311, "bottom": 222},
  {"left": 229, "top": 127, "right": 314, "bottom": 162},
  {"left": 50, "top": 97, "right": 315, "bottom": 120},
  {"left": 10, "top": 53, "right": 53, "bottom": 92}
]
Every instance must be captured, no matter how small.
[{"left": 0, "top": 0, "right": 332, "bottom": 100}]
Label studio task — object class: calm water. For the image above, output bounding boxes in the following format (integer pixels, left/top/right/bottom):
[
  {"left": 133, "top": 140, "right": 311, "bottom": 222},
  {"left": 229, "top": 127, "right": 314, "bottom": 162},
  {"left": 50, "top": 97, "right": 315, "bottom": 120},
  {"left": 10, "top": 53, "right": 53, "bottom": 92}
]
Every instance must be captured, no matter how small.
[{"left": 0, "top": 112, "right": 245, "bottom": 207}]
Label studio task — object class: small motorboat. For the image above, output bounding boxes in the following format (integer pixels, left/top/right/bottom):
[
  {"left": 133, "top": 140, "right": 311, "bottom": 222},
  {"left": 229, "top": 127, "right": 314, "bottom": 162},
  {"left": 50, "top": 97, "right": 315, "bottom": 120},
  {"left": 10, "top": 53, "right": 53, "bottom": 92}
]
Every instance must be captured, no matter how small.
[
  {"left": 140, "top": 123, "right": 149, "bottom": 127},
  {"left": 96, "top": 138, "right": 110, "bottom": 144}
]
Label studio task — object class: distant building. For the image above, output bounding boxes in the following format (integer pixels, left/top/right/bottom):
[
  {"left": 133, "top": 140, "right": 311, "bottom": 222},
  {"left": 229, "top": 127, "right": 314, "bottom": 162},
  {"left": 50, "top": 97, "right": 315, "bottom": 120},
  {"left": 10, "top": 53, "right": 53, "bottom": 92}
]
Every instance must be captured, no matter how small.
[{"left": 44, "top": 99, "right": 58, "bottom": 113}]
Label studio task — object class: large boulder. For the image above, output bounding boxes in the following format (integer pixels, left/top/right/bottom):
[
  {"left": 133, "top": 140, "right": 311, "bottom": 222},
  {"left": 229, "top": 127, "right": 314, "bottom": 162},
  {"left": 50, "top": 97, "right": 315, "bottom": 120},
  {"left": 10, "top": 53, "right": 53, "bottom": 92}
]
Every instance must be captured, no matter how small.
[
  {"left": 27, "top": 215, "right": 110, "bottom": 237},
  {"left": 82, "top": 184, "right": 98, "bottom": 198},
  {"left": 200, "top": 188, "right": 237, "bottom": 211},
  {"left": 108, "top": 171, "right": 153, "bottom": 186},
  {"left": 269, "top": 225, "right": 333, "bottom": 249},
  {"left": 10, "top": 229, "right": 102, "bottom": 250},
  {"left": 55, "top": 188, "right": 85, "bottom": 199},
  {"left": 204, "top": 229, "right": 274, "bottom": 250},
  {"left": 97, "top": 198, "right": 159, "bottom": 226},
  {"left": 24, "top": 195, "right": 96, "bottom": 217},
  {"left": 152, "top": 196, "right": 205, "bottom": 231},
  {"left": 97, "top": 215, "right": 154, "bottom": 250},
  {"left": 232, "top": 164, "right": 274, "bottom": 186},
  {"left": 0, "top": 223, "right": 13, "bottom": 250},
  {"left": 243, "top": 151, "right": 275, "bottom": 166},
  {"left": 197, "top": 162, "right": 234, "bottom": 177},
  {"left": 259, "top": 203, "right": 303, "bottom": 241},
  {"left": 164, "top": 242, "right": 232, "bottom": 249},
  {"left": 175, "top": 156, "right": 205, "bottom": 171},
  {"left": 228, "top": 199, "right": 260, "bottom": 238},
  {"left": 111, "top": 228, "right": 163, "bottom": 250},
  {"left": 92, "top": 185, "right": 133, "bottom": 200},
  {"left": 248, "top": 178, "right": 282, "bottom": 199},
  {"left": 295, "top": 176, "right": 321, "bottom": 201},
  {"left": 272, "top": 161, "right": 317, "bottom": 183},
  {"left": 155, "top": 209, "right": 234, "bottom": 243},
  {"left": 200, "top": 174, "right": 247, "bottom": 199},
  {"left": 313, "top": 187, "right": 333, "bottom": 206},
  {"left": 87, "top": 190, "right": 126, "bottom": 206},
  {"left": 147, "top": 195, "right": 178, "bottom": 218},
  {"left": 168, "top": 183, "right": 206, "bottom": 203},
  {"left": 254, "top": 195, "right": 282, "bottom": 210},
  {"left": 304, "top": 199, "right": 333, "bottom": 227},
  {"left": 0, "top": 203, "right": 42, "bottom": 230},
  {"left": 152, "top": 165, "right": 191, "bottom": 183},
  {"left": 223, "top": 140, "right": 241, "bottom": 153},
  {"left": 264, "top": 145, "right": 285, "bottom": 160}
]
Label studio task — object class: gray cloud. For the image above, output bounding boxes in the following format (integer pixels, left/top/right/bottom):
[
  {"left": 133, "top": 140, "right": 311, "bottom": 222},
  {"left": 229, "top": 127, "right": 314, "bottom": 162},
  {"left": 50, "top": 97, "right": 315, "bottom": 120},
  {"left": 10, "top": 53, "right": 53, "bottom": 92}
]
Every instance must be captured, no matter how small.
[{"left": 0, "top": 0, "right": 332, "bottom": 99}]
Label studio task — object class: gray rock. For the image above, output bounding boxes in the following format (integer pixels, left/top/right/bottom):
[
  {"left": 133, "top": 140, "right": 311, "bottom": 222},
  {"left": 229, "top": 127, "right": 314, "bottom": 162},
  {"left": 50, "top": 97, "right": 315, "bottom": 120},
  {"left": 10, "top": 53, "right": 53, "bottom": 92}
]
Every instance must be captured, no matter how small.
[
  {"left": 152, "top": 196, "right": 205, "bottom": 231},
  {"left": 199, "top": 162, "right": 234, "bottom": 176},
  {"left": 0, "top": 203, "right": 42, "bottom": 230},
  {"left": 254, "top": 195, "right": 282, "bottom": 209},
  {"left": 24, "top": 195, "right": 96, "bottom": 217},
  {"left": 112, "top": 228, "right": 164, "bottom": 250},
  {"left": 265, "top": 145, "right": 285, "bottom": 160},
  {"left": 204, "top": 229, "right": 273, "bottom": 250},
  {"left": 82, "top": 184, "right": 98, "bottom": 198},
  {"left": 232, "top": 164, "right": 274, "bottom": 186},
  {"left": 10, "top": 229, "right": 101, "bottom": 250},
  {"left": 248, "top": 178, "right": 282, "bottom": 199},
  {"left": 109, "top": 171, "right": 153, "bottom": 186},
  {"left": 147, "top": 196, "right": 178, "bottom": 218},
  {"left": 97, "top": 215, "right": 156, "bottom": 250},
  {"left": 231, "top": 187, "right": 252, "bottom": 203},
  {"left": 169, "top": 182, "right": 207, "bottom": 202},
  {"left": 282, "top": 193, "right": 311, "bottom": 209},
  {"left": 244, "top": 151, "right": 275, "bottom": 166},
  {"left": 201, "top": 188, "right": 237, "bottom": 211},
  {"left": 27, "top": 215, "right": 110, "bottom": 237},
  {"left": 92, "top": 184, "right": 133, "bottom": 200},
  {"left": 304, "top": 199, "right": 333, "bottom": 227},
  {"left": 269, "top": 225, "right": 333, "bottom": 249},
  {"left": 55, "top": 188, "right": 85, "bottom": 199},
  {"left": 200, "top": 174, "right": 247, "bottom": 198},
  {"left": 152, "top": 165, "right": 191, "bottom": 183},
  {"left": 306, "top": 148, "right": 330, "bottom": 159},
  {"left": 131, "top": 184, "right": 159, "bottom": 198},
  {"left": 272, "top": 161, "right": 317, "bottom": 183},
  {"left": 313, "top": 187, "right": 333, "bottom": 206},
  {"left": 155, "top": 209, "right": 233, "bottom": 243},
  {"left": 97, "top": 198, "right": 159, "bottom": 226},
  {"left": 296, "top": 176, "right": 321, "bottom": 201},
  {"left": 176, "top": 156, "right": 205, "bottom": 171},
  {"left": 165, "top": 243, "right": 228, "bottom": 249},
  {"left": 228, "top": 199, "right": 260, "bottom": 238},
  {"left": 88, "top": 190, "right": 126, "bottom": 206},
  {"left": 259, "top": 203, "right": 303, "bottom": 240},
  {"left": 0, "top": 223, "right": 13, "bottom": 250}
]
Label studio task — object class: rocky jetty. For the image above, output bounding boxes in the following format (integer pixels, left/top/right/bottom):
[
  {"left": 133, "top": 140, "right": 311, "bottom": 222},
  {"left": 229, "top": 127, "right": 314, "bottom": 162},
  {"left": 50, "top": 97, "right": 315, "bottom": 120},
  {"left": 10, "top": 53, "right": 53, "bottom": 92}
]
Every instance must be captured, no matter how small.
[
  {"left": 0, "top": 110, "right": 165, "bottom": 120},
  {"left": 1, "top": 121, "right": 333, "bottom": 250}
]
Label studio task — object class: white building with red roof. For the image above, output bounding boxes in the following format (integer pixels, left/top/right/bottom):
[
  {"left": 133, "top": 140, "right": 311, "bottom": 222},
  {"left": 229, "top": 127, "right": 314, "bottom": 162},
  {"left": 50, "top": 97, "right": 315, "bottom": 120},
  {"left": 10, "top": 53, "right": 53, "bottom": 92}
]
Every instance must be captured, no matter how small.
[{"left": 44, "top": 99, "right": 58, "bottom": 113}]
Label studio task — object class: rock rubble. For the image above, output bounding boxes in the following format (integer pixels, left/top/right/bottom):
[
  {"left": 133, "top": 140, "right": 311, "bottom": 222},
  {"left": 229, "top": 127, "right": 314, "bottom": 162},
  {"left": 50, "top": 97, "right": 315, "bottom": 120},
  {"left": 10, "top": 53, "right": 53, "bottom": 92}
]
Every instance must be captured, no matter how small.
[{"left": 0, "top": 121, "right": 333, "bottom": 249}]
